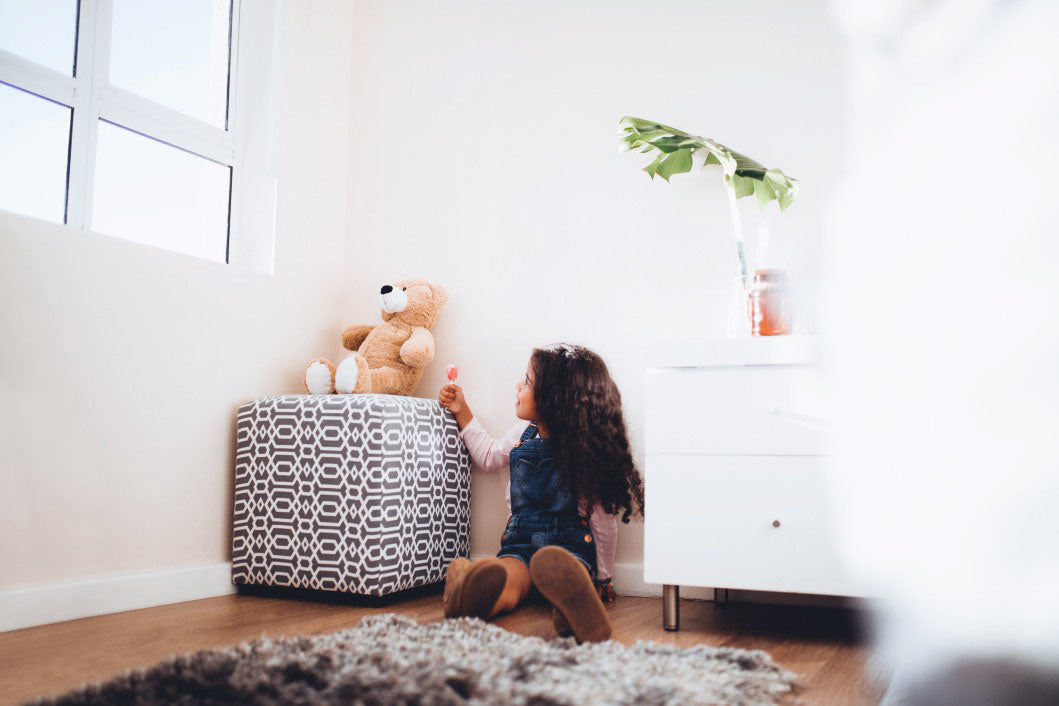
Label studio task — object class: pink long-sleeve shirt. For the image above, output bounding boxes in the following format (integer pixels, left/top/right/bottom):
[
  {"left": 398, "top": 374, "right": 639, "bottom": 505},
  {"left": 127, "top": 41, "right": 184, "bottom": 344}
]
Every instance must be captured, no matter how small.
[{"left": 458, "top": 416, "right": 618, "bottom": 579}]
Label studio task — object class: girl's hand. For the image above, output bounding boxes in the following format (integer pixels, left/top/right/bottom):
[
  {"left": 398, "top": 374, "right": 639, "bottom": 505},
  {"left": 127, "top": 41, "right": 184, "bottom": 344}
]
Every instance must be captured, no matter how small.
[
  {"left": 439, "top": 384, "right": 472, "bottom": 429},
  {"left": 439, "top": 383, "right": 465, "bottom": 414}
]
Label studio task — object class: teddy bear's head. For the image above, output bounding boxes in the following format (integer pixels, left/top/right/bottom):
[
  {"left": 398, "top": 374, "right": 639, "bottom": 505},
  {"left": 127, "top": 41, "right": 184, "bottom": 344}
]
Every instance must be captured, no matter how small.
[{"left": 378, "top": 279, "right": 448, "bottom": 328}]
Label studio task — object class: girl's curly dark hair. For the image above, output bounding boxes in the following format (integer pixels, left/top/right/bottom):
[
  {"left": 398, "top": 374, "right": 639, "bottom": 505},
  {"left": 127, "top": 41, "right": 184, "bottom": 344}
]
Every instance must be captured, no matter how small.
[{"left": 531, "top": 344, "right": 645, "bottom": 523}]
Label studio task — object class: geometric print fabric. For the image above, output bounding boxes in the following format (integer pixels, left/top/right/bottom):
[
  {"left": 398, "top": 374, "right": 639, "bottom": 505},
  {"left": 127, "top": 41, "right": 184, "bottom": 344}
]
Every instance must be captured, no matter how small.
[{"left": 232, "top": 394, "right": 470, "bottom": 596}]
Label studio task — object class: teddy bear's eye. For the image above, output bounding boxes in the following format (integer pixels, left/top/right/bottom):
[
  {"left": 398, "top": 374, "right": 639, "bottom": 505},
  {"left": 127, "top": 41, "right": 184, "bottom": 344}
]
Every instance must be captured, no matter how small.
[{"left": 402, "top": 287, "right": 407, "bottom": 291}]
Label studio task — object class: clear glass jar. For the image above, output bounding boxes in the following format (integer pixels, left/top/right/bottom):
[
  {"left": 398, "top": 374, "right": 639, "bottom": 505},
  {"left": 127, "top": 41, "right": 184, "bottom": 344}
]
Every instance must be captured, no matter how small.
[{"left": 747, "top": 269, "right": 792, "bottom": 335}]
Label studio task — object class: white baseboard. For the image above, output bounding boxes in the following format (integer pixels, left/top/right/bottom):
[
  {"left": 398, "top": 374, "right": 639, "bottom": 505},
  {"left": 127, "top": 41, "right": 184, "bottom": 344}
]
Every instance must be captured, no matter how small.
[
  {"left": 611, "top": 561, "right": 714, "bottom": 600},
  {"left": 0, "top": 563, "right": 236, "bottom": 633},
  {"left": 1, "top": 557, "right": 862, "bottom": 634},
  {"left": 471, "top": 555, "right": 859, "bottom": 608}
]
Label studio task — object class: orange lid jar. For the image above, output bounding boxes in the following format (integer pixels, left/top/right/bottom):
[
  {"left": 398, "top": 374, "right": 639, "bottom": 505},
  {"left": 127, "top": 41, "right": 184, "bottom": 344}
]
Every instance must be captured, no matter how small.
[{"left": 747, "top": 269, "right": 792, "bottom": 336}]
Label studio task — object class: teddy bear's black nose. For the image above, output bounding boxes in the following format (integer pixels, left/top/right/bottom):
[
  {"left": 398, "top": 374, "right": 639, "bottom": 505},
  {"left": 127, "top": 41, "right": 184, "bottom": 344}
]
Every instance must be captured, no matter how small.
[{"left": 380, "top": 285, "right": 393, "bottom": 294}]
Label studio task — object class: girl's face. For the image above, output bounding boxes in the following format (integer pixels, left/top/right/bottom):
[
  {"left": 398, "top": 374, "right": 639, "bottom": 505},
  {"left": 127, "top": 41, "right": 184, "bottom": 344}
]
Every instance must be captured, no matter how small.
[{"left": 515, "top": 362, "right": 538, "bottom": 421}]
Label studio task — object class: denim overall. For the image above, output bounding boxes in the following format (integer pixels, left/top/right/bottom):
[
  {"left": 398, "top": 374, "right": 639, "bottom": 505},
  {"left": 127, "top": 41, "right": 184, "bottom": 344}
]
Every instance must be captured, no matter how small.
[{"left": 496, "top": 423, "right": 597, "bottom": 579}]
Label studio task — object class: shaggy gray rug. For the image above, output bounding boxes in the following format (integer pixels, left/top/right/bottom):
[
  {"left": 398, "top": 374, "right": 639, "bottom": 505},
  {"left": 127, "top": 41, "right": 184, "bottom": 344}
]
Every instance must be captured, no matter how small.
[{"left": 29, "top": 613, "right": 799, "bottom": 705}]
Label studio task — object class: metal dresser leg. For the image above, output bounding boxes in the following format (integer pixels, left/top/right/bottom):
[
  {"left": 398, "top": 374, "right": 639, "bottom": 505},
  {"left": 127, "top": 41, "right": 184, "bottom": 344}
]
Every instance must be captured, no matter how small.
[{"left": 663, "top": 584, "right": 680, "bottom": 631}]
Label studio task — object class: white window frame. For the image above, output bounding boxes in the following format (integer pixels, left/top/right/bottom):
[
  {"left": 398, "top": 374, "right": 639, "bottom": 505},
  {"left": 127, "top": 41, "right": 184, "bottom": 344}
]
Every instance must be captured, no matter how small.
[{"left": 0, "top": 0, "right": 243, "bottom": 262}]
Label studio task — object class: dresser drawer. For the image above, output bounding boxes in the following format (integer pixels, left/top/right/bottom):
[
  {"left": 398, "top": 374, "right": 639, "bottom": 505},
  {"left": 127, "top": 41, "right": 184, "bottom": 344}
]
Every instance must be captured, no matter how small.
[
  {"left": 645, "top": 364, "right": 826, "bottom": 456},
  {"left": 643, "top": 454, "right": 857, "bottom": 596}
]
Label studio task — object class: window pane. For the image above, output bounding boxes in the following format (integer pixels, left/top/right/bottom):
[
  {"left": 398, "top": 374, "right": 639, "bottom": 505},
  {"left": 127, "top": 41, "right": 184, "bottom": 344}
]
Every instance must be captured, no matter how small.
[
  {"left": 109, "top": 0, "right": 232, "bottom": 127},
  {"left": 0, "top": 84, "right": 71, "bottom": 223},
  {"left": 0, "top": 0, "right": 78, "bottom": 74},
  {"left": 92, "top": 121, "right": 230, "bottom": 263}
]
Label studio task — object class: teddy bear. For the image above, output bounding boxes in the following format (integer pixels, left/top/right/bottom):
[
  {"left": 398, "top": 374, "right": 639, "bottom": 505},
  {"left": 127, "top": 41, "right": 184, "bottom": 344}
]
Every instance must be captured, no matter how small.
[{"left": 304, "top": 279, "right": 448, "bottom": 396}]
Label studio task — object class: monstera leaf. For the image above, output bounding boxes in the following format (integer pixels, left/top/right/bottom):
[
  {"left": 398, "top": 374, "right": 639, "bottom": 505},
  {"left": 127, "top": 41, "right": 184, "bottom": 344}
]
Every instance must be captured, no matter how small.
[{"left": 619, "top": 116, "right": 798, "bottom": 211}]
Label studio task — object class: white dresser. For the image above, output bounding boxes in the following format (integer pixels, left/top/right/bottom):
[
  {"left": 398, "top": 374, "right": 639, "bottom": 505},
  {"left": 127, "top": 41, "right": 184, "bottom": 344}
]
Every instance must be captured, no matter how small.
[{"left": 644, "top": 336, "right": 859, "bottom": 630}]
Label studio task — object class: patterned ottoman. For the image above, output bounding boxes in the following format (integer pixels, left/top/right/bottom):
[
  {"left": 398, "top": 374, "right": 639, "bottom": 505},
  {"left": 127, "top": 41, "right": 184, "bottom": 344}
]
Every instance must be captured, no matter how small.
[{"left": 231, "top": 394, "right": 470, "bottom": 596}]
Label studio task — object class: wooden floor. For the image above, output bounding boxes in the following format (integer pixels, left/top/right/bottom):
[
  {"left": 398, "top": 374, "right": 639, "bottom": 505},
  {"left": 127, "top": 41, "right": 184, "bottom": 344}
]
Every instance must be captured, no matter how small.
[{"left": 0, "top": 585, "right": 890, "bottom": 705}]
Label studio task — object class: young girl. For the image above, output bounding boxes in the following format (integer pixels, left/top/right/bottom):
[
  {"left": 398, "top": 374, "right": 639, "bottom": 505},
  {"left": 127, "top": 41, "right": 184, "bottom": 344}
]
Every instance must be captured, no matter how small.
[{"left": 438, "top": 343, "right": 644, "bottom": 643}]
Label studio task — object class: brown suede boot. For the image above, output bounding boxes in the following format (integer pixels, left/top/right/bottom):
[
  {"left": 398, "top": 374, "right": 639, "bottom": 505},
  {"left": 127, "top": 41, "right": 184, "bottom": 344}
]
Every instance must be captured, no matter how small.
[
  {"left": 442, "top": 557, "right": 471, "bottom": 618},
  {"left": 530, "top": 546, "right": 612, "bottom": 643},
  {"left": 551, "top": 606, "right": 574, "bottom": 638},
  {"left": 457, "top": 559, "right": 508, "bottom": 621}
]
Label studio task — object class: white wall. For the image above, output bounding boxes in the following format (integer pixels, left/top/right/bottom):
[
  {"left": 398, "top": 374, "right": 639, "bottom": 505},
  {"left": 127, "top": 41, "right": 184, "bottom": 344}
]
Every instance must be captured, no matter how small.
[
  {"left": 344, "top": 0, "right": 847, "bottom": 571},
  {"left": 0, "top": 2, "right": 354, "bottom": 593}
]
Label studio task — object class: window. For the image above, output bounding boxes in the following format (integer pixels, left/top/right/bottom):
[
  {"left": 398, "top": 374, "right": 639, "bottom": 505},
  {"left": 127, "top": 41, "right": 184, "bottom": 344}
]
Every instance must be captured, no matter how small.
[{"left": 0, "top": 0, "right": 241, "bottom": 264}]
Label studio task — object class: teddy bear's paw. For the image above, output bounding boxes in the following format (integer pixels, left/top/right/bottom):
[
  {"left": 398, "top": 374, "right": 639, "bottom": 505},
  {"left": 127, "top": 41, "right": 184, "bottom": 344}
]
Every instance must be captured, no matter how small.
[
  {"left": 334, "top": 356, "right": 360, "bottom": 394},
  {"left": 305, "top": 359, "right": 335, "bottom": 395}
]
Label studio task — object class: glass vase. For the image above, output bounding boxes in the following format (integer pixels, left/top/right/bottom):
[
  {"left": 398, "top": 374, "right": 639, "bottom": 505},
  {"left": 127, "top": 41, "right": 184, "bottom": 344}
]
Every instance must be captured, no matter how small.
[{"left": 726, "top": 275, "right": 751, "bottom": 338}]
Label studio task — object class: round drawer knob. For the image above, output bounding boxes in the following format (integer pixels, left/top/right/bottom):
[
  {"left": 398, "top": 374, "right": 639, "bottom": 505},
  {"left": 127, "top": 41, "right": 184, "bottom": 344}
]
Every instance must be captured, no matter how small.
[{"left": 772, "top": 520, "right": 781, "bottom": 528}]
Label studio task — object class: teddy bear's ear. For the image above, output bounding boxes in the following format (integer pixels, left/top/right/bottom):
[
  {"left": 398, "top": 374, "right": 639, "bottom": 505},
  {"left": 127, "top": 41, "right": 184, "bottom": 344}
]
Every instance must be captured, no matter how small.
[{"left": 432, "top": 284, "right": 449, "bottom": 307}]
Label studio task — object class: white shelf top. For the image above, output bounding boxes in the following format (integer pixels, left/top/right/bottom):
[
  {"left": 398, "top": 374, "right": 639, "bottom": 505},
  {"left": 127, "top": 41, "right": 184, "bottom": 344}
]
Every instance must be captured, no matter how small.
[{"left": 647, "top": 335, "right": 819, "bottom": 369}]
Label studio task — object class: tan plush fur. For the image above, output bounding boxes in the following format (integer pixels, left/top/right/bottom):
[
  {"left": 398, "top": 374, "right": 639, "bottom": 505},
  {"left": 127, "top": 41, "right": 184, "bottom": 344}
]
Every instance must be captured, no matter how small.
[{"left": 304, "top": 279, "right": 448, "bottom": 397}]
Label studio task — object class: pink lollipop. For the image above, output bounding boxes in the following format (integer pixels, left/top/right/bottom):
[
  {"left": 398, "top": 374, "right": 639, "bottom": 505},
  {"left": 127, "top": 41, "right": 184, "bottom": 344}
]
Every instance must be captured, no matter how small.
[{"left": 446, "top": 365, "right": 459, "bottom": 383}]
